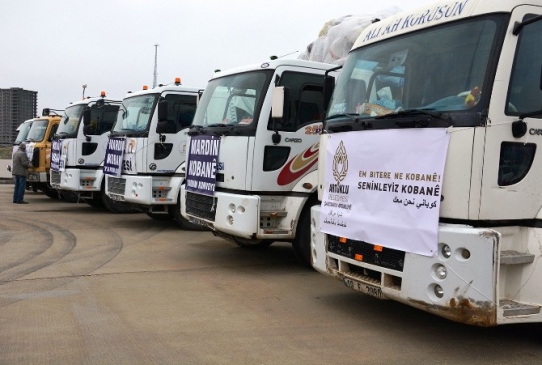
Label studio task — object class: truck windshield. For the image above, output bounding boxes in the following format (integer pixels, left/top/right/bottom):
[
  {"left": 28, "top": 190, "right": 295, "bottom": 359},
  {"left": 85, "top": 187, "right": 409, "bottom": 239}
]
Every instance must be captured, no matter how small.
[
  {"left": 57, "top": 105, "right": 84, "bottom": 137},
  {"left": 14, "top": 122, "right": 33, "bottom": 144},
  {"left": 26, "top": 119, "right": 49, "bottom": 142},
  {"left": 327, "top": 15, "right": 506, "bottom": 127},
  {"left": 112, "top": 94, "right": 158, "bottom": 135},
  {"left": 192, "top": 70, "right": 272, "bottom": 127}
]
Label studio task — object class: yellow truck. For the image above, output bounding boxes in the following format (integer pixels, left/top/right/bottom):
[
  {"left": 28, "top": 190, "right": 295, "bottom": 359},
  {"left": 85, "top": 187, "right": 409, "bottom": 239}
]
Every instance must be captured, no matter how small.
[{"left": 25, "top": 109, "right": 61, "bottom": 198}]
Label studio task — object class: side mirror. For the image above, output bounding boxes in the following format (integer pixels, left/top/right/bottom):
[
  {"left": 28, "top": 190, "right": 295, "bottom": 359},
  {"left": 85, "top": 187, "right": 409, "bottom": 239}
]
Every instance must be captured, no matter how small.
[
  {"left": 512, "top": 120, "right": 527, "bottom": 138},
  {"left": 271, "top": 86, "right": 289, "bottom": 145},
  {"left": 157, "top": 100, "right": 168, "bottom": 122},
  {"left": 323, "top": 75, "right": 335, "bottom": 113},
  {"left": 83, "top": 125, "right": 93, "bottom": 136},
  {"left": 271, "top": 86, "right": 289, "bottom": 119},
  {"left": 82, "top": 108, "right": 91, "bottom": 126},
  {"left": 156, "top": 120, "right": 168, "bottom": 134}
]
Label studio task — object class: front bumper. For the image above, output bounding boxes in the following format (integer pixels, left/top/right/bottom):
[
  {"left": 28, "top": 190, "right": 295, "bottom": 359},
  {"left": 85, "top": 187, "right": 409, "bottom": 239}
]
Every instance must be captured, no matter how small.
[
  {"left": 107, "top": 174, "right": 182, "bottom": 206},
  {"left": 50, "top": 168, "right": 102, "bottom": 192}
]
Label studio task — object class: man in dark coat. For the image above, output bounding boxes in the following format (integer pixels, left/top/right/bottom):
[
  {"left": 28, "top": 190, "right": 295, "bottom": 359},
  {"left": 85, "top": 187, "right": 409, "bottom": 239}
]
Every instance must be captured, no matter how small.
[{"left": 12, "top": 143, "right": 33, "bottom": 204}]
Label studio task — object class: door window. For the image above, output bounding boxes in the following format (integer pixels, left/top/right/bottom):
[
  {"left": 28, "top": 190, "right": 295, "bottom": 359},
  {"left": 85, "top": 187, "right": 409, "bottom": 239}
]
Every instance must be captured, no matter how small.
[
  {"left": 506, "top": 14, "right": 542, "bottom": 115},
  {"left": 269, "top": 72, "right": 325, "bottom": 131}
]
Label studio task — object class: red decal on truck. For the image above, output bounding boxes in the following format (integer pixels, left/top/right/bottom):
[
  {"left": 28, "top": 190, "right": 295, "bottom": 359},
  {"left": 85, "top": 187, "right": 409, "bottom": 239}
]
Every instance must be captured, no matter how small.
[{"left": 277, "top": 143, "right": 319, "bottom": 186}]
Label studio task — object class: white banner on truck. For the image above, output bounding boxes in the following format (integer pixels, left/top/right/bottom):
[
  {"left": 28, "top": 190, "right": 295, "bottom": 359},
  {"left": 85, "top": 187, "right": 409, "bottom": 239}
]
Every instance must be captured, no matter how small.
[{"left": 320, "top": 128, "right": 449, "bottom": 256}]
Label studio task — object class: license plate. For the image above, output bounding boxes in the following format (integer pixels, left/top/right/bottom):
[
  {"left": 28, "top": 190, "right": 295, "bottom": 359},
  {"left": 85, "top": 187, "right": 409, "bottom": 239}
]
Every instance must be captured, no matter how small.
[
  {"left": 343, "top": 278, "right": 383, "bottom": 299},
  {"left": 189, "top": 217, "right": 208, "bottom": 227},
  {"left": 110, "top": 194, "right": 124, "bottom": 202}
]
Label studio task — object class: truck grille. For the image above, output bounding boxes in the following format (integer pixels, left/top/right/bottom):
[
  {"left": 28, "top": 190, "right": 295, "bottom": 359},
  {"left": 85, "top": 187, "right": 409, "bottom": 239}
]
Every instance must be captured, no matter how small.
[
  {"left": 328, "top": 235, "right": 405, "bottom": 272},
  {"left": 186, "top": 192, "right": 216, "bottom": 221},
  {"left": 107, "top": 177, "right": 126, "bottom": 195},
  {"left": 51, "top": 171, "right": 61, "bottom": 185}
]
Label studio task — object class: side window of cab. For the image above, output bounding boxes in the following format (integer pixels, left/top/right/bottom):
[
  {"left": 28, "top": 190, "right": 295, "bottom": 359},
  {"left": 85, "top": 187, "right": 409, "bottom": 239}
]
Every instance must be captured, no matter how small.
[
  {"left": 506, "top": 14, "right": 542, "bottom": 116},
  {"left": 268, "top": 72, "right": 324, "bottom": 132}
]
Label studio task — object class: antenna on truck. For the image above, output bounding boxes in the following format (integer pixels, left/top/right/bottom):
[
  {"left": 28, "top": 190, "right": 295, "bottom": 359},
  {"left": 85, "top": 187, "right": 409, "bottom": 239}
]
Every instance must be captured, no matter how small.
[{"left": 153, "top": 44, "right": 159, "bottom": 88}]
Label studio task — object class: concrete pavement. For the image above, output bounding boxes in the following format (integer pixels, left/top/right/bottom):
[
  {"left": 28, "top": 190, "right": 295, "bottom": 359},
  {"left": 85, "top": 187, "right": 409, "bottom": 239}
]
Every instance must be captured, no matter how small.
[{"left": 0, "top": 185, "right": 541, "bottom": 364}]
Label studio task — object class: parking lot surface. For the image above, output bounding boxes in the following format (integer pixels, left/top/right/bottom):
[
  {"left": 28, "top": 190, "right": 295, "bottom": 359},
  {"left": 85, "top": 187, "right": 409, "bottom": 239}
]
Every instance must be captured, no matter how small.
[{"left": 1, "top": 185, "right": 542, "bottom": 365}]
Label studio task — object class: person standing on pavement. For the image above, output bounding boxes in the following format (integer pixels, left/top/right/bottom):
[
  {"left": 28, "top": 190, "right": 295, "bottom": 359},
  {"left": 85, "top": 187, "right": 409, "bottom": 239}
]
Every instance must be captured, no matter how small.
[{"left": 12, "top": 142, "right": 33, "bottom": 204}]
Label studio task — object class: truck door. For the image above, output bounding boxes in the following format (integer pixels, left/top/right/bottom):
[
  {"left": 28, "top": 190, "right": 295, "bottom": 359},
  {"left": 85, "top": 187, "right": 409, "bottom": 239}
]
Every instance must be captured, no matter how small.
[
  {"left": 251, "top": 71, "right": 325, "bottom": 191},
  {"left": 80, "top": 104, "right": 119, "bottom": 166},
  {"left": 479, "top": 6, "right": 542, "bottom": 220},
  {"left": 148, "top": 93, "right": 197, "bottom": 173}
]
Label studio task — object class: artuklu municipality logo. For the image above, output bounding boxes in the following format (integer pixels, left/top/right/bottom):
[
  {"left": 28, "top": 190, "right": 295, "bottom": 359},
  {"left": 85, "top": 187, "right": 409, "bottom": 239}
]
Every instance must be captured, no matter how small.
[
  {"left": 327, "top": 139, "right": 351, "bottom": 209},
  {"left": 332, "top": 140, "right": 348, "bottom": 185}
]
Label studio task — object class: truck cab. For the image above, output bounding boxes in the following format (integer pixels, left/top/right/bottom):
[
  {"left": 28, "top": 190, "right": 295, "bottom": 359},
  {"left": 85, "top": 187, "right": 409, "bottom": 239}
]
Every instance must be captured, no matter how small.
[
  {"left": 104, "top": 79, "right": 202, "bottom": 227},
  {"left": 25, "top": 111, "right": 61, "bottom": 198},
  {"left": 312, "top": 0, "right": 542, "bottom": 326},
  {"left": 8, "top": 119, "right": 33, "bottom": 173},
  {"left": 180, "top": 59, "right": 335, "bottom": 266},
  {"left": 50, "top": 94, "right": 126, "bottom": 212}
]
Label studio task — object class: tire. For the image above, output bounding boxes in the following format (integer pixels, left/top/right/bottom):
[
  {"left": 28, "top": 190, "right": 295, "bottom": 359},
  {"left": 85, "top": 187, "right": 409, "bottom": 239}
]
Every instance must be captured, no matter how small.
[
  {"left": 60, "top": 191, "right": 80, "bottom": 203},
  {"left": 292, "top": 206, "right": 314, "bottom": 269},
  {"left": 146, "top": 210, "right": 175, "bottom": 221},
  {"left": 85, "top": 195, "right": 105, "bottom": 208},
  {"left": 173, "top": 193, "right": 208, "bottom": 231},
  {"left": 42, "top": 183, "right": 61, "bottom": 200}
]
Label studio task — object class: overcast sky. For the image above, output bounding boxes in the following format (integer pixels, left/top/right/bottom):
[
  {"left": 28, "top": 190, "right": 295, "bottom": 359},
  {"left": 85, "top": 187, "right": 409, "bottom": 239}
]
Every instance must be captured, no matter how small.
[{"left": 1, "top": 0, "right": 433, "bottom": 113}]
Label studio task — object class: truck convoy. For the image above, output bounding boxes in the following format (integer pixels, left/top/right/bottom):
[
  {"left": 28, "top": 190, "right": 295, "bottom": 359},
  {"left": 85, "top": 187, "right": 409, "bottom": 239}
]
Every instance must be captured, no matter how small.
[
  {"left": 104, "top": 79, "right": 202, "bottom": 227},
  {"left": 312, "top": 0, "right": 542, "bottom": 326},
  {"left": 49, "top": 93, "right": 128, "bottom": 212},
  {"left": 180, "top": 59, "right": 335, "bottom": 266}
]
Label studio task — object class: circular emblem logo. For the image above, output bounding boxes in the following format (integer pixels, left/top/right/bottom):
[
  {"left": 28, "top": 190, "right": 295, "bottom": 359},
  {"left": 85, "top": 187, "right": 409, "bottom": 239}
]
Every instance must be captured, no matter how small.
[
  {"left": 78, "top": 158, "right": 84, "bottom": 164},
  {"left": 149, "top": 163, "right": 157, "bottom": 171}
]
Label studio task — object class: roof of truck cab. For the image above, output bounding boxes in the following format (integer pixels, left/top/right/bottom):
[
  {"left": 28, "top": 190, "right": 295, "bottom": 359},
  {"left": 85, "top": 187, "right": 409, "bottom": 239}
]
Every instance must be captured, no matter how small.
[
  {"left": 209, "top": 59, "right": 336, "bottom": 80},
  {"left": 123, "top": 84, "right": 201, "bottom": 99},
  {"left": 352, "top": 0, "right": 540, "bottom": 49},
  {"left": 66, "top": 96, "right": 121, "bottom": 108},
  {"left": 18, "top": 119, "right": 33, "bottom": 129}
]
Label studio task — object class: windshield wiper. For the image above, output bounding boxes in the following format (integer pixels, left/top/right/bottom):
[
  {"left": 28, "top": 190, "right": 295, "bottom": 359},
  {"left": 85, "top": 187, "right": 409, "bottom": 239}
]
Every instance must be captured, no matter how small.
[
  {"left": 327, "top": 113, "right": 361, "bottom": 122},
  {"left": 374, "top": 108, "right": 452, "bottom": 127},
  {"left": 326, "top": 113, "right": 373, "bottom": 129},
  {"left": 188, "top": 125, "right": 205, "bottom": 136},
  {"left": 206, "top": 123, "right": 230, "bottom": 128}
]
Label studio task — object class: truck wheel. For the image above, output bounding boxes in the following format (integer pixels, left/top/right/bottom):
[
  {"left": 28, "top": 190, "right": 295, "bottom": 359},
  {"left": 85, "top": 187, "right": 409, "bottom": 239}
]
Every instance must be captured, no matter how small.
[
  {"left": 85, "top": 194, "right": 105, "bottom": 208},
  {"left": 60, "top": 191, "right": 80, "bottom": 203},
  {"left": 42, "top": 183, "right": 61, "bottom": 199},
  {"left": 292, "top": 207, "right": 314, "bottom": 269},
  {"left": 173, "top": 194, "right": 208, "bottom": 230}
]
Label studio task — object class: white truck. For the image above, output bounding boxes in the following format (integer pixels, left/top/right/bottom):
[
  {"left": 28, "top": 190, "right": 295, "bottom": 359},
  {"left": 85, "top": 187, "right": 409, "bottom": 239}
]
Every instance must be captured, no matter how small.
[
  {"left": 104, "top": 79, "right": 202, "bottom": 227},
  {"left": 180, "top": 59, "right": 335, "bottom": 266},
  {"left": 312, "top": 0, "right": 542, "bottom": 326},
  {"left": 8, "top": 119, "right": 33, "bottom": 173},
  {"left": 49, "top": 93, "right": 127, "bottom": 211}
]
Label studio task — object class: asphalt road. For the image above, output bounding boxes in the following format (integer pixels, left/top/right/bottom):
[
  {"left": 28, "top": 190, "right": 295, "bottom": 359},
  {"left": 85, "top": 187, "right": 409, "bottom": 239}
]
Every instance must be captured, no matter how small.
[{"left": 1, "top": 185, "right": 542, "bottom": 365}]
